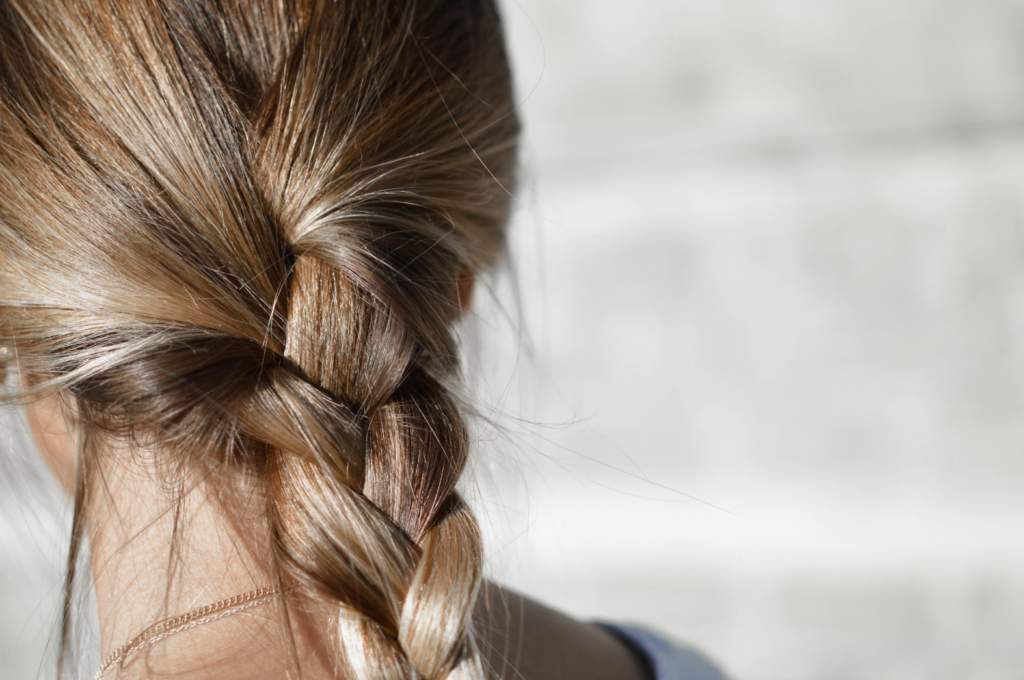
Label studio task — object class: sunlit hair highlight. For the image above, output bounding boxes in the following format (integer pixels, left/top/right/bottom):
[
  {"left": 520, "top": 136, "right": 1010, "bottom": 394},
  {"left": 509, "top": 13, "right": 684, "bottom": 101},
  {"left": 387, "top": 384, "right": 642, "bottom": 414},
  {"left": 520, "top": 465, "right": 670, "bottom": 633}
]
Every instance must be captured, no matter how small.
[{"left": 0, "top": 0, "right": 519, "bottom": 677}]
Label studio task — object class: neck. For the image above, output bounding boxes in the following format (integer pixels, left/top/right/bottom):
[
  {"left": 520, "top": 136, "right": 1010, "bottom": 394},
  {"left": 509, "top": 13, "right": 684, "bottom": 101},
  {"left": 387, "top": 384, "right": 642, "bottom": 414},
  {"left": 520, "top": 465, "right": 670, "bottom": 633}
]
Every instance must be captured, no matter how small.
[
  {"left": 87, "top": 445, "right": 333, "bottom": 679},
  {"left": 84, "top": 442, "right": 648, "bottom": 680}
]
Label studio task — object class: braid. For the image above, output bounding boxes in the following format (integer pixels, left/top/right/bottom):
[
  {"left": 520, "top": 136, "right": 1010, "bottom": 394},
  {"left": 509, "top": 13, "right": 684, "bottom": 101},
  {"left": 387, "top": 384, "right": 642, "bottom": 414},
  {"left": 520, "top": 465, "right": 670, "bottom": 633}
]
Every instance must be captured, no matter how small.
[
  {"left": 269, "top": 254, "right": 485, "bottom": 680},
  {"left": 0, "top": 0, "right": 519, "bottom": 677}
]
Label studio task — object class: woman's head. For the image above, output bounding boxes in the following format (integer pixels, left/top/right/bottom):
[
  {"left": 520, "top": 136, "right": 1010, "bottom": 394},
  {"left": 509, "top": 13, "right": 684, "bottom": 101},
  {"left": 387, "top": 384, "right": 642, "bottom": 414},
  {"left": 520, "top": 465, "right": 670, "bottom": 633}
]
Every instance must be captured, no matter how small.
[{"left": 0, "top": 0, "right": 518, "bottom": 677}]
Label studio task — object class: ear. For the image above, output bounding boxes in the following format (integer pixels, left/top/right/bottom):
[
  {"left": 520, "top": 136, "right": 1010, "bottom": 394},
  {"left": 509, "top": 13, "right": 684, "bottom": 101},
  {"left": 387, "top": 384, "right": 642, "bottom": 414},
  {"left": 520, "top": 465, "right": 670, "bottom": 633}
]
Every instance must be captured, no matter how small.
[
  {"left": 456, "top": 267, "right": 475, "bottom": 314},
  {"left": 22, "top": 375, "right": 80, "bottom": 495}
]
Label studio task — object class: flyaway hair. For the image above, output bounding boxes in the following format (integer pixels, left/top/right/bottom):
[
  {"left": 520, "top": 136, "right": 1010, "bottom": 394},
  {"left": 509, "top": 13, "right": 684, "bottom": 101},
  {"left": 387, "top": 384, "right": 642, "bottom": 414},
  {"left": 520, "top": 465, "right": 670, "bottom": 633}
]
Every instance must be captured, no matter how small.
[{"left": 0, "top": 0, "right": 519, "bottom": 678}]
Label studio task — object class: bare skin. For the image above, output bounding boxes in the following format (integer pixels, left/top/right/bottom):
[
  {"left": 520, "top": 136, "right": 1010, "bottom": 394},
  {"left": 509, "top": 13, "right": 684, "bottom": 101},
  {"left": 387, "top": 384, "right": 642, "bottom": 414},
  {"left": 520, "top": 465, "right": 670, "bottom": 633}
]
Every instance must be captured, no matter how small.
[{"left": 26, "top": 390, "right": 649, "bottom": 680}]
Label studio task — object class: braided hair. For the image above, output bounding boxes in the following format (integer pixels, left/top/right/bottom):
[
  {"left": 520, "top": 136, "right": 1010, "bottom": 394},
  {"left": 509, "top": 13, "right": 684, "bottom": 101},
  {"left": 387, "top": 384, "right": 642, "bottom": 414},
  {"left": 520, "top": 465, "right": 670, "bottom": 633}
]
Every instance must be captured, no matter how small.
[{"left": 0, "top": 0, "right": 519, "bottom": 677}]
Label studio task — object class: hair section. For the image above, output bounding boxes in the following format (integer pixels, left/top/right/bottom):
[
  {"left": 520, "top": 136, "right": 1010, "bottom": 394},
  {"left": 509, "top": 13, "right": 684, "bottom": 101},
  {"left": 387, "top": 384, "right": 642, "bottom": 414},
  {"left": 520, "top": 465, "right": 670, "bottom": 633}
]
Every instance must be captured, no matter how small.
[{"left": 0, "top": 0, "right": 519, "bottom": 677}]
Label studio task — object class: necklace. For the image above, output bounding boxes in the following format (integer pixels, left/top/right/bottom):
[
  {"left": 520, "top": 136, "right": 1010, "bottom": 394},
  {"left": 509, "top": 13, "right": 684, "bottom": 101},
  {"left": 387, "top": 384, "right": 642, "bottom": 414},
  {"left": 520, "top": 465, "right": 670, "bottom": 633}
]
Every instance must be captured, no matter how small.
[{"left": 94, "top": 586, "right": 284, "bottom": 679}]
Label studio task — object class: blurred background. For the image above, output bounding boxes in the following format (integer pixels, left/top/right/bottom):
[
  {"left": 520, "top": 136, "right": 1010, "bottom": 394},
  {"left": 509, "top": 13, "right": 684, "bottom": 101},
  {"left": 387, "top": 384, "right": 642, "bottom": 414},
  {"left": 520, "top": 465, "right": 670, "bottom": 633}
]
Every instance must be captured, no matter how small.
[{"left": 5, "top": 0, "right": 1024, "bottom": 678}]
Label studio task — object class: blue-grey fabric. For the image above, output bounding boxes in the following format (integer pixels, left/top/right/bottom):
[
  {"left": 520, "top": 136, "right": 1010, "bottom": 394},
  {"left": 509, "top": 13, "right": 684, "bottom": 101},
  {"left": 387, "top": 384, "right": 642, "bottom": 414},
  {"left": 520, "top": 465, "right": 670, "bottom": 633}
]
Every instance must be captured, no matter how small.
[{"left": 596, "top": 623, "right": 728, "bottom": 680}]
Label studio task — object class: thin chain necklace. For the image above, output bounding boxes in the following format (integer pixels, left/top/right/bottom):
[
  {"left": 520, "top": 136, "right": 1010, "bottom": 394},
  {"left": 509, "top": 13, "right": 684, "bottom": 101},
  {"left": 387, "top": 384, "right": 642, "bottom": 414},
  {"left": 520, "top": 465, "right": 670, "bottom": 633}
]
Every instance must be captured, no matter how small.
[{"left": 94, "top": 586, "right": 284, "bottom": 679}]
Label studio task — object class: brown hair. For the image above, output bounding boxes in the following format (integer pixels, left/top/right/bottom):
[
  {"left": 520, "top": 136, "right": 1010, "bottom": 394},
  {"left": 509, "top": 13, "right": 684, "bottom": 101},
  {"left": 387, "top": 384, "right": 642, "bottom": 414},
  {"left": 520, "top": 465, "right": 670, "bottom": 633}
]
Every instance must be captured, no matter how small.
[{"left": 0, "top": 0, "right": 518, "bottom": 677}]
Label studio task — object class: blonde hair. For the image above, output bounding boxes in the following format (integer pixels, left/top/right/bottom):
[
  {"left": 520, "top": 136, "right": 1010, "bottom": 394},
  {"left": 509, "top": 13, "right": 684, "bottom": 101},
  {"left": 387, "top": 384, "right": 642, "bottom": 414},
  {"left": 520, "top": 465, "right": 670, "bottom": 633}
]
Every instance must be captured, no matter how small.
[{"left": 0, "top": 0, "right": 518, "bottom": 678}]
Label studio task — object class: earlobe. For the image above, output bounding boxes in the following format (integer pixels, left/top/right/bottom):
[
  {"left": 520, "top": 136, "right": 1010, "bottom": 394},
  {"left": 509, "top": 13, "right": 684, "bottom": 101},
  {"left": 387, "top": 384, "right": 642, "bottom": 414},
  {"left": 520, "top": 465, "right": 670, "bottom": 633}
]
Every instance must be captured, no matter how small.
[{"left": 23, "top": 384, "right": 80, "bottom": 495}]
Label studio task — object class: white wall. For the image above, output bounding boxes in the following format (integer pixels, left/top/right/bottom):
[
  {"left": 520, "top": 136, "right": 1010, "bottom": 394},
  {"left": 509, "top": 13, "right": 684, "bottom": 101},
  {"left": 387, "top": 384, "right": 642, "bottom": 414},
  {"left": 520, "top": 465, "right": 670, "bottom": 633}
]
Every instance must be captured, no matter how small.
[{"left": 480, "top": 1, "right": 1024, "bottom": 679}]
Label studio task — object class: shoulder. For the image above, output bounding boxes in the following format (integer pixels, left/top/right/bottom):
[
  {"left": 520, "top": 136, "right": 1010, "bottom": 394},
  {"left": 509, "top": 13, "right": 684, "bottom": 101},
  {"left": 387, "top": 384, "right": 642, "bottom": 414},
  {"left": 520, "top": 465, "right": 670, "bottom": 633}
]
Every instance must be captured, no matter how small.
[{"left": 594, "top": 623, "right": 730, "bottom": 680}]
